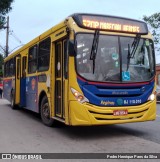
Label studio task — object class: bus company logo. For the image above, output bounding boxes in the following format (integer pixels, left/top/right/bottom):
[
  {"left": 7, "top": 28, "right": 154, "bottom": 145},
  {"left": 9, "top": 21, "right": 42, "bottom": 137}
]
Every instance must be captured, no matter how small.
[
  {"left": 116, "top": 98, "right": 123, "bottom": 106},
  {"left": 31, "top": 78, "right": 36, "bottom": 90},
  {"left": 100, "top": 100, "right": 115, "bottom": 106},
  {"left": 141, "top": 86, "right": 146, "bottom": 92}
]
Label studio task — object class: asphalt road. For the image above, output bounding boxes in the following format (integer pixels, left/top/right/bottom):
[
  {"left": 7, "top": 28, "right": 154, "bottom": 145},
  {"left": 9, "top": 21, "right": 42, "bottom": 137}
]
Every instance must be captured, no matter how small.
[{"left": 0, "top": 99, "right": 160, "bottom": 162}]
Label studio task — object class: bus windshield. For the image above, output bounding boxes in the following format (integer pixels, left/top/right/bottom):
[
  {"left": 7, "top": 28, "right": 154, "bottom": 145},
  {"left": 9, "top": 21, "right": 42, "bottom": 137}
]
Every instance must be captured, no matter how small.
[{"left": 75, "top": 33, "right": 155, "bottom": 82}]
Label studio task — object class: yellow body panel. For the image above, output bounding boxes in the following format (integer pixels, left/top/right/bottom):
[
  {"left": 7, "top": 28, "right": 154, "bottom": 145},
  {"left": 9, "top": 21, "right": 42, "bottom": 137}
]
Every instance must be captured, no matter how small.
[{"left": 69, "top": 100, "right": 156, "bottom": 126}]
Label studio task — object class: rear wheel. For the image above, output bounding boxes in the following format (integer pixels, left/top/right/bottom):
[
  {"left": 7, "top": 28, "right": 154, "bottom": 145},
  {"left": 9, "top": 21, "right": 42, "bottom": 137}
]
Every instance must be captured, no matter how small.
[
  {"left": 10, "top": 91, "right": 17, "bottom": 109},
  {"left": 40, "top": 96, "right": 54, "bottom": 127}
]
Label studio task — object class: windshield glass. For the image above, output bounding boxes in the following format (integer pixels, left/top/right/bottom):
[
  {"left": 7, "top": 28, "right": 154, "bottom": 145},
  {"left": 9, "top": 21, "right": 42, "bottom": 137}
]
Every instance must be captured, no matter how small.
[{"left": 76, "top": 33, "right": 155, "bottom": 82}]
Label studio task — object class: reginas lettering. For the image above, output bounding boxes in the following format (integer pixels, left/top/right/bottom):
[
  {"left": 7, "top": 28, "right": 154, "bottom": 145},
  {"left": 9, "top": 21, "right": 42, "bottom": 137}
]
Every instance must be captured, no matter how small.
[{"left": 101, "top": 100, "right": 115, "bottom": 106}]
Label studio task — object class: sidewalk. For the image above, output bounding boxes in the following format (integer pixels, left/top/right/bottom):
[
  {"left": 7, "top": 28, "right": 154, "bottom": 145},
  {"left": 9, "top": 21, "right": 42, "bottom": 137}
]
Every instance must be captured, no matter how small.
[{"left": 0, "top": 98, "right": 10, "bottom": 105}]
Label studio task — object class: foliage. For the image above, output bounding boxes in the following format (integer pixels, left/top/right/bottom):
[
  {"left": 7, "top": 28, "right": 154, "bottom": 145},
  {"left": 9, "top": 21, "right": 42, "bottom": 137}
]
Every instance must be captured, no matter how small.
[
  {"left": 0, "top": 0, "right": 14, "bottom": 29},
  {"left": 143, "top": 12, "right": 160, "bottom": 52},
  {"left": 0, "top": 54, "right": 4, "bottom": 77}
]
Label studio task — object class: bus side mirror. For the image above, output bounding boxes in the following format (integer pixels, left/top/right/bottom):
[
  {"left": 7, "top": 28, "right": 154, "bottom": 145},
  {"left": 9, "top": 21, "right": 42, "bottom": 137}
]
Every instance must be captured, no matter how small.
[{"left": 68, "top": 40, "right": 76, "bottom": 56}]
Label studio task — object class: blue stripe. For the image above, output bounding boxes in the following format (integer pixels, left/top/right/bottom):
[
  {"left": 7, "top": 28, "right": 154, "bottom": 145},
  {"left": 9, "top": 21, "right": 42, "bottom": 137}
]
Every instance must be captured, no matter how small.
[{"left": 77, "top": 77, "right": 154, "bottom": 107}]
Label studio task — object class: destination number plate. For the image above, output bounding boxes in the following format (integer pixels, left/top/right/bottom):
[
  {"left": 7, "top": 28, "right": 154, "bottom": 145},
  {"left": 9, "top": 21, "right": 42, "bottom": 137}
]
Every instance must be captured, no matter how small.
[{"left": 113, "top": 110, "right": 128, "bottom": 116}]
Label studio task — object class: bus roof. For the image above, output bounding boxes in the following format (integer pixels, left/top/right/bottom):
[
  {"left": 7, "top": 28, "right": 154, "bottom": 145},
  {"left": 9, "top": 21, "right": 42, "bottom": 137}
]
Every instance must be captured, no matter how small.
[
  {"left": 4, "top": 20, "right": 66, "bottom": 61},
  {"left": 5, "top": 13, "right": 149, "bottom": 61}
]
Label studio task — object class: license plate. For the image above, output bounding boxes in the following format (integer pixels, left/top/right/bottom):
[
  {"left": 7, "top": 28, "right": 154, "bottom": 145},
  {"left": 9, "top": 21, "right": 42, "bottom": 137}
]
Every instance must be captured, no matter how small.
[{"left": 113, "top": 110, "right": 128, "bottom": 116}]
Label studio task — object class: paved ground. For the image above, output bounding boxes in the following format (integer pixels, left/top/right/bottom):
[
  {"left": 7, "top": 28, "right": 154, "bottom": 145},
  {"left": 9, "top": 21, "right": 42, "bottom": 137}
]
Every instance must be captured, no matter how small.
[{"left": 0, "top": 99, "right": 160, "bottom": 162}]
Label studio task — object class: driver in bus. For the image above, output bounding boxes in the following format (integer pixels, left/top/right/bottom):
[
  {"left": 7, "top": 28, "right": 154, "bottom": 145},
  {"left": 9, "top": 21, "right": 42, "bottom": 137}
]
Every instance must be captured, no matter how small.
[{"left": 96, "top": 47, "right": 120, "bottom": 81}]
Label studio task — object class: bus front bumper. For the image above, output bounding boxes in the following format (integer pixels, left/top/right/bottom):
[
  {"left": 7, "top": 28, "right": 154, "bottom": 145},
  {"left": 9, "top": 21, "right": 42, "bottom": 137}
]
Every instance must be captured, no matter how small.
[{"left": 69, "top": 100, "right": 156, "bottom": 126}]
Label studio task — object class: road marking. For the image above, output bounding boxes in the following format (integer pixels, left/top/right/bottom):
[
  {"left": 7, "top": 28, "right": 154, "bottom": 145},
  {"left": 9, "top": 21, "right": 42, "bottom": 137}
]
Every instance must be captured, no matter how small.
[{"left": 156, "top": 115, "right": 160, "bottom": 118}]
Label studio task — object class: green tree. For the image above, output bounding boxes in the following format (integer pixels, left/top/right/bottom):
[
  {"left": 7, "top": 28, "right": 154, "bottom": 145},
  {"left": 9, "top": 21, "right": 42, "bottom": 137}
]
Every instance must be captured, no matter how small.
[
  {"left": 0, "top": 54, "right": 4, "bottom": 77},
  {"left": 0, "top": 0, "right": 14, "bottom": 29},
  {"left": 143, "top": 12, "right": 160, "bottom": 52}
]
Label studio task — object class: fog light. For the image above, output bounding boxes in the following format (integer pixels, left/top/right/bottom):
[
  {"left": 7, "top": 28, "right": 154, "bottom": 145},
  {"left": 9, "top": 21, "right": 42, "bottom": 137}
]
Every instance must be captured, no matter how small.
[{"left": 71, "top": 88, "right": 89, "bottom": 103}]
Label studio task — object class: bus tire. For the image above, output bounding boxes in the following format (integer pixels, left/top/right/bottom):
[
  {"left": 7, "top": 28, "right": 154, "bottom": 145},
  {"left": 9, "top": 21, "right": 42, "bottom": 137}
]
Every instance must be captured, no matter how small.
[
  {"left": 40, "top": 96, "right": 54, "bottom": 127},
  {"left": 10, "top": 91, "right": 17, "bottom": 109}
]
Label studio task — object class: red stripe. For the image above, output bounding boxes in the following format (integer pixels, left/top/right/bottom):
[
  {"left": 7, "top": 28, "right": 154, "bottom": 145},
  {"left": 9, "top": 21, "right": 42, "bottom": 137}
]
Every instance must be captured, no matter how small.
[{"left": 77, "top": 75, "right": 155, "bottom": 86}]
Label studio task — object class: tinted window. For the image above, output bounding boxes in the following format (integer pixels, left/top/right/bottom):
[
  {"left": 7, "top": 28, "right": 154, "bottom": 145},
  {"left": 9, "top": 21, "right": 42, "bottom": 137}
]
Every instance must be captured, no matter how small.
[
  {"left": 120, "top": 37, "right": 155, "bottom": 82},
  {"left": 4, "top": 58, "right": 15, "bottom": 77},
  {"left": 55, "top": 43, "right": 61, "bottom": 78},
  {"left": 22, "top": 56, "right": 27, "bottom": 77},
  {"left": 76, "top": 34, "right": 120, "bottom": 81},
  {"left": 38, "top": 37, "right": 51, "bottom": 71},
  {"left": 76, "top": 34, "right": 155, "bottom": 82},
  {"left": 28, "top": 45, "right": 37, "bottom": 73},
  {"left": 9, "top": 59, "right": 15, "bottom": 76},
  {"left": 4, "top": 61, "right": 9, "bottom": 77}
]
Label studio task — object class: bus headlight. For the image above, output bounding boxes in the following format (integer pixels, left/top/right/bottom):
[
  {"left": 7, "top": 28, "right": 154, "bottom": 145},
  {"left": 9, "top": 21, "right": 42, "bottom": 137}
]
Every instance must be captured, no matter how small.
[
  {"left": 70, "top": 88, "right": 89, "bottom": 103},
  {"left": 148, "top": 91, "right": 156, "bottom": 101}
]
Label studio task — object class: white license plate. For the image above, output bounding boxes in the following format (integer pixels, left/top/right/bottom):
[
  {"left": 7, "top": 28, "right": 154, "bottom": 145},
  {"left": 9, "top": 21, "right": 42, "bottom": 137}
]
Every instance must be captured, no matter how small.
[{"left": 113, "top": 110, "right": 128, "bottom": 116}]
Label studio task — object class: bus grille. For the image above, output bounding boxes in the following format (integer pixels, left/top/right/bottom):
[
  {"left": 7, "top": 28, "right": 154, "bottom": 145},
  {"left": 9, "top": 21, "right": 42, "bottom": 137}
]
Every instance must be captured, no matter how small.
[{"left": 88, "top": 107, "right": 149, "bottom": 121}]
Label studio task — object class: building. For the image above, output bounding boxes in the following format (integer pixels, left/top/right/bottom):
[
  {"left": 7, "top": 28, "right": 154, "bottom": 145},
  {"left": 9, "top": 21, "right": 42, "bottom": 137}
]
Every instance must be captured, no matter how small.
[{"left": 156, "top": 64, "right": 160, "bottom": 86}]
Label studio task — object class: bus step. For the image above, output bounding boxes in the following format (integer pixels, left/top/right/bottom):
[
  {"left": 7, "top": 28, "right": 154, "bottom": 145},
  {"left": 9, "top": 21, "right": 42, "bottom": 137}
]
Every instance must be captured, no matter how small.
[{"left": 52, "top": 117, "right": 65, "bottom": 123}]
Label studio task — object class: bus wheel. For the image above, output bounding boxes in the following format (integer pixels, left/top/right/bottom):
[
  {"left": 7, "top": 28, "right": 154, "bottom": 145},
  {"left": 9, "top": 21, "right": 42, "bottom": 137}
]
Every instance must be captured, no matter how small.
[
  {"left": 40, "top": 96, "right": 54, "bottom": 127},
  {"left": 10, "top": 91, "right": 17, "bottom": 109}
]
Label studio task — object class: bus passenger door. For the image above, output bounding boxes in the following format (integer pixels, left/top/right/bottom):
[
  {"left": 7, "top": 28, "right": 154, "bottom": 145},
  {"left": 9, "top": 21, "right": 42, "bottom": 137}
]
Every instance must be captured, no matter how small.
[
  {"left": 55, "top": 39, "right": 67, "bottom": 119},
  {"left": 15, "top": 56, "right": 21, "bottom": 105},
  {"left": 20, "top": 56, "right": 27, "bottom": 107}
]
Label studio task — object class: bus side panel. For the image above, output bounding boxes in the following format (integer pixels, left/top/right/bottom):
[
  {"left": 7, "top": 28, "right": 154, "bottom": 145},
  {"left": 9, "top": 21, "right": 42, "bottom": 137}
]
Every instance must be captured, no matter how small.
[
  {"left": 26, "top": 76, "right": 38, "bottom": 112},
  {"left": 3, "top": 79, "right": 14, "bottom": 102},
  {"left": 20, "top": 78, "right": 26, "bottom": 107}
]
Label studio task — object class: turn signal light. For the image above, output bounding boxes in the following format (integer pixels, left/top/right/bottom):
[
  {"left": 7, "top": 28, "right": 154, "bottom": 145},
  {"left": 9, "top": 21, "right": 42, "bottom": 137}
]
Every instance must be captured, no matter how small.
[{"left": 71, "top": 88, "right": 89, "bottom": 103}]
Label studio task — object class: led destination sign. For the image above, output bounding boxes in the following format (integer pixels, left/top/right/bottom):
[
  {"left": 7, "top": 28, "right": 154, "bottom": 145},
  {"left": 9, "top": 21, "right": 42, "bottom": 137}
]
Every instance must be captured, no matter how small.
[
  {"left": 72, "top": 14, "right": 148, "bottom": 34},
  {"left": 83, "top": 19, "right": 140, "bottom": 33}
]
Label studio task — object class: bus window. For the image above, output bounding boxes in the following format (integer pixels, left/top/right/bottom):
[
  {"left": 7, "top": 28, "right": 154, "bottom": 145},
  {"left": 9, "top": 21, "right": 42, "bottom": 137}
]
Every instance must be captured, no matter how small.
[
  {"left": 22, "top": 56, "right": 27, "bottom": 77},
  {"left": 38, "top": 37, "right": 51, "bottom": 72},
  {"left": 28, "top": 45, "right": 37, "bottom": 73},
  {"left": 64, "top": 40, "right": 68, "bottom": 79},
  {"left": 76, "top": 34, "right": 120, "bottom": 81},
  {"left": 120, "top": 37, "right": 155, "bottom": 82},
  {"left": 9, "top": 58, "right": 15, "bottom": 76},
  {"left": 55, "top": 43, "right": 61, "bottom": 78},
  {"left": 4, "top": 61, "right": 9, "bottom": 77},
  {"left": 17, "top": 58, "right": 20, "bottom": 79}
]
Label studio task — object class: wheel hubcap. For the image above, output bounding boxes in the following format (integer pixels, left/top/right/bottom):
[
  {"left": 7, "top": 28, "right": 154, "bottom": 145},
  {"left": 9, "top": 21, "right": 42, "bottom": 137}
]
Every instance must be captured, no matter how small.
[{"left": 42, "top": 103, "right": 50, "bottom": 119}]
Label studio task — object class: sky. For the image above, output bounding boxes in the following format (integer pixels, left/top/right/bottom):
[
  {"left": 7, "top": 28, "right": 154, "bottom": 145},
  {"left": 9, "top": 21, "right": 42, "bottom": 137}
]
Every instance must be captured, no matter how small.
[{"left": 0, "top": 0, "right": 160, "bottom": 63}]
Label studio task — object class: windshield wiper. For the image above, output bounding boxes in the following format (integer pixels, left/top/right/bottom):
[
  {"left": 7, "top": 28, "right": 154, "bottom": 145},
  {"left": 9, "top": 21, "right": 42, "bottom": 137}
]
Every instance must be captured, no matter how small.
[
  {"left": 127, "top": 34, "right": 141, "bottom": 71},
  {"left": 90, "top": 30, "right": 99, "bottom": 74}
]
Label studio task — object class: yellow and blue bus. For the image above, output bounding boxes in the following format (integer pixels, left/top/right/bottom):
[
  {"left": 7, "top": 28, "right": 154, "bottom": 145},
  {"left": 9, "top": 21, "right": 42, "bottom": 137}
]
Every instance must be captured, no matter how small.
[{"left": 3, "top": 13, "right": 156, "bottom": 126}]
